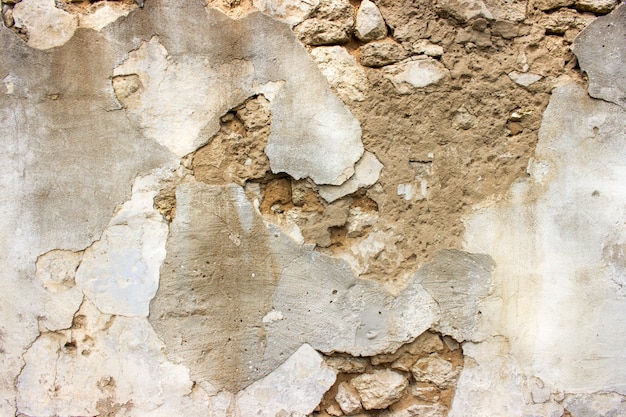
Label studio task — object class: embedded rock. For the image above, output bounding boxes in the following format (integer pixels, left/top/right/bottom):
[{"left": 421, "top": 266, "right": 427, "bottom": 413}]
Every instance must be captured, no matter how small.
[
  {"left": 384, "top": 58, "right": 450, "bottom": 93},
  {"left": 572, "top": 4, "right": 626, "bottom": 109},
  {"left": 336, "top": 381, "right": 363, "bottom": 415},
  {"left": 354, "top": 0, "right": 387, "bottom": 42},
  {"left": 12, "top": 0, "right": 77, "bottom": 49},
  {"left": 573, "top": 0, "right": 619, "bottom": 14},
  {"left": 351, "top": 369, "right": 409, "bottom": 410},
  {"left": 411, "top": 355, "right": 460, "bottom": 388},
  {"left": 436, "top": 0, "right": 493, "bottom": 22},
  {"left": 253, "top": 0, "right": 320, "bottom": 26},
  {"left": 236, "top": 344, "right": 337, "bottom": 417},
  {"left": 359, "top": 40, "right": 408, "bottom": 67},
  {"left": 311, "top": 45, "right": 370, "bottom": 102},
  {"left": 508, "top": 71, "right": 543, "bottom": 88},
  {"left": 294, "top": 0, "right": 355, "bottom": 45}
]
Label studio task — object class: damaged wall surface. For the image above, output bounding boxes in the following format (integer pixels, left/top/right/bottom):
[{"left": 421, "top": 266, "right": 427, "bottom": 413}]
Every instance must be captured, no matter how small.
[{"left": 1, "top": 0, "right": 625, "bottom": 416}]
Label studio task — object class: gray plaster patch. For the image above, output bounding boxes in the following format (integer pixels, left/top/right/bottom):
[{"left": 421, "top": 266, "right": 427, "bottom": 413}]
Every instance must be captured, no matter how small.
[{"left": 572, "top": 4, "right": 626, "bottom": 109}]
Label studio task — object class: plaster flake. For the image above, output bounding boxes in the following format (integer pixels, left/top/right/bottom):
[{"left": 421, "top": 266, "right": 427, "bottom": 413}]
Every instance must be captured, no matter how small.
[
  {"left": 235, "top": 344, "right": 337, "bottom": 416},
  {"left": 12, "top": 0, "right": 78, "bottom": 50},
  {"left": 75, "top": 173, "right": 168, "bottom": 317},
  {"left": 16, "top": 301, "right": 204, "bottom": 417}
]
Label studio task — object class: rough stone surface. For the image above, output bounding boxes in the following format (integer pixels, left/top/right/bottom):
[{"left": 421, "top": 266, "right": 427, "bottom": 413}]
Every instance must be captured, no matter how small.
[
  {"left": 436, "top": 0, "right": 493, "bottom": 22},
  {"left": 318, "top": 151, "right": 384, "bottom": 203},
  {"left": 359, "top": 40, "right": 408, "bottom": 67},
  {"left": 311, "top": 45, "right": 370, "bottom": 102},
  {"left": 411, "top": 355, "right": 460, "bottom": 388},
  {"left": 236, "top": 344, "right": 337, "bottom": 416},
  {"left": 572, "top": 4, "right": 626, "bottom": 109},
  {"left": 335, "top": 381, "right": 363, "bottom": 414},
  {"left": 351, "top": 369, "right": 409, "bottom": 410},
  {"left": 253, "top": 0, "right": 320, "bottom": 26},
  {"left": 573, "top": 0, "right": 619, "bottom": 14},
  {"left": 354, "top": 0, "right": 387, "bottom": 42},
  {"left": 3, "top": 0, "right": 626, "bottom": 415},
  {"left": 294, "top": 0, "right": 354, "bottom": 45}
]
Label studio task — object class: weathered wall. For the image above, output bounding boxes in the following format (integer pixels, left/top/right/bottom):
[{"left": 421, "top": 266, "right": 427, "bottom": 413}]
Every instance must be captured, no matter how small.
[{"left": 1, "top": 0, "right": 625, "bottom": 416}]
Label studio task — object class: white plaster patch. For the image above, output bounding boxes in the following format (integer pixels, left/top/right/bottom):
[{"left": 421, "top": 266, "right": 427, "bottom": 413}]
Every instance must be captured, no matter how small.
[
  {"left": 75, "top": 172, "right": 169, "bottom": 317},
  {"left": 235, "top": 344, "right": 337, "bottom": 416},
  {"left": 319, "top": 151, "right": 383, "bottom": 202},
  {"left": 13, "top": 0, "right": 78, "bottom": 50},
  {"left": 113, "top": 37, "right": 251, "bottom": 157}
]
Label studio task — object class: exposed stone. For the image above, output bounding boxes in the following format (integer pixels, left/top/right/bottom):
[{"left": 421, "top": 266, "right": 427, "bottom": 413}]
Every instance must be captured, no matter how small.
[
  {"left": 325, "top": 356, "right": 368, "bottom": 373},
  {"left": 346, "top": 207, "right": 379, "bottom": 238},
  {"left": 491, "top": 20, "right": 521, "bottom": 38},
  {"left": 573, "top": 0, "right": 618, "bottom": 14},
  {"left": 253, "top": 0, "right": 320, "bottom": 26},
  {"left": 318, "top": 151, "right": 384, "bottom": 203},
  {"left": 383, "top": 403, "right": 448, "bottom": 417},
  {"left": 311, "top": 46, "right": 370, "bottom": 102},
  {"left": 508, "top": 71, "right": 543, "bottom": 88},
  {"left": 350, "top": 369, "right": 409, "bottom": 410},
  {"left": 295, "top": 18, "right": 351, "bottom": 45},
  {"left": 359, "top": 40, "right": 408, "bottom": 67},
  {"left": 12, "top": 0, "right": 77, "bottom": 49},
  {"left": 192, "top": 95, "right": 272, "bottom": 185},
  {"left": 411, "top": 355, "right": 460, "bottom": 388},
  {"left": 75, "top": 172, "right": 168, "bottom": 317},
  {"left": 571, "top": 4, "right": 626, "bottom": 109},
  {"left": 335, "top": 381, "right": 363, "bottom": 414},
  {"left": 413, "top": 40, "right": 444, "bottom": 57},
  {"left": 436, "top": 0, "right": 493, "bottom": 23},
  {"left": 354, "top": 0, "right": 387, "bottom": 42},
  {"left": 236, "top": 344, "right": 337, "bottom": 417},
  {"left": 384, "top": 58, "right": 450, "bottom": 93},
  {"left": 294, "top": 0, "right": 354, "bottom": 45},
  {"left": 533, "top": 0, "right": 574, "bottom": 11}
]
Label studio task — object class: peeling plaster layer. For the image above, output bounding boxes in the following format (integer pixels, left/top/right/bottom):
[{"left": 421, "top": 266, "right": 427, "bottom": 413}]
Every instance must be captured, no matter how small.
[
  {"left": 75, "top": 172, "right": 169, "bottom": 317},
  {"left": 572, "top": 5, "right": 626, "bottom": 109},
  {"left": 150, "top": 181, "right": 493, "bottom": 393},
  {"left": 462, "top": 84, "right": 626, "bottom": 411}
]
